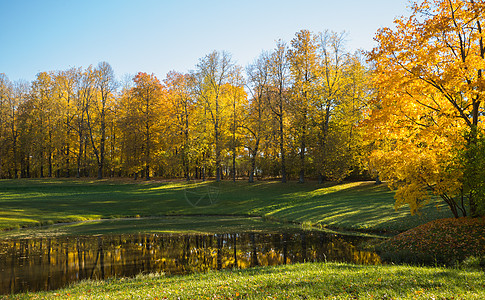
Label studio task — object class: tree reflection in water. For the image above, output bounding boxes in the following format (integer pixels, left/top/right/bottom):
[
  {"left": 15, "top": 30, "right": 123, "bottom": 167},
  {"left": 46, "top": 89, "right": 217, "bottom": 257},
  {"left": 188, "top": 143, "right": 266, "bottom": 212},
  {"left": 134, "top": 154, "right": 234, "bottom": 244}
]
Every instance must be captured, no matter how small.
[{"left": 0, "top": 231, "right": 380, "bottom": 294}]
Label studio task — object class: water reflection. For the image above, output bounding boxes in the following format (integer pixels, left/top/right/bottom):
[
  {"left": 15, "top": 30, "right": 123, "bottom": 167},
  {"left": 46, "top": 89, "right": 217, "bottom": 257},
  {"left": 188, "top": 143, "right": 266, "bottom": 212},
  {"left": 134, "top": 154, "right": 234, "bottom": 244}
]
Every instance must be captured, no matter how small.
[{"left": 0, "top": 232, "right": 380, "bottom": 294}]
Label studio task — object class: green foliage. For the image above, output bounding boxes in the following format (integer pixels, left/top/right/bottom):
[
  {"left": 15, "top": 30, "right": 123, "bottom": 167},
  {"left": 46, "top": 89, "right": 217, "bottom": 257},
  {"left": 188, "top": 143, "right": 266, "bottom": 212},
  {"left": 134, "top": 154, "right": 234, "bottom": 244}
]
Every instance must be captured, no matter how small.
[{"left": 460, "top": 128, "right": 485, "bottom": 216}]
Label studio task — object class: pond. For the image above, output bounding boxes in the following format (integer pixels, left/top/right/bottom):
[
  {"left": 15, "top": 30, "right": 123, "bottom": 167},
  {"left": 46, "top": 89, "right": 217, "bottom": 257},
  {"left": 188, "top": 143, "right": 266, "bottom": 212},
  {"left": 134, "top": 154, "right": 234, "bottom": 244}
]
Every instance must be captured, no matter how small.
[{"left": 0, "top": 231, "right": 380, "bottom": 294}]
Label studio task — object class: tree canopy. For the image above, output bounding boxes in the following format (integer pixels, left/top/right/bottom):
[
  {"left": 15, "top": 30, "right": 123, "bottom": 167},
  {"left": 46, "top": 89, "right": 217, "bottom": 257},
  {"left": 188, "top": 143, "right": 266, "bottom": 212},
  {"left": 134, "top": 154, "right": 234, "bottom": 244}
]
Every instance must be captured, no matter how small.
[{"left": 366, "top": 0, "right": 485, "bottom": 217}]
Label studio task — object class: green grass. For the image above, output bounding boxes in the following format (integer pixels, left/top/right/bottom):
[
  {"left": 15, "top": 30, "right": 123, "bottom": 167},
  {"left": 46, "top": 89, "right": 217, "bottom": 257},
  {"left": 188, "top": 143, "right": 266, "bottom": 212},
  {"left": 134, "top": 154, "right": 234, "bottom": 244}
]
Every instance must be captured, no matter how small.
[
  {"left": 0, "top": 179, "right": 482, "bottom": 299},
  {"left": 0, "top": 178, "right": 453, "bottom": 233},
  {"left": 0, "top": 216, "right": 308, "bottom": 239},
  {"left": 6, "top": 262, "right": 485, "bottom": 299}
]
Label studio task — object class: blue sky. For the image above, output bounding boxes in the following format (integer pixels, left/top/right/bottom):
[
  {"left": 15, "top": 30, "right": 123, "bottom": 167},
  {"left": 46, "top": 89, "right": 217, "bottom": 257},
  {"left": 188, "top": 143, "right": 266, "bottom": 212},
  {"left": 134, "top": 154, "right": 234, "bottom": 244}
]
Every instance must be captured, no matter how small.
[{"left": 0, "top": 0, "right": 410, "bottom": 82}]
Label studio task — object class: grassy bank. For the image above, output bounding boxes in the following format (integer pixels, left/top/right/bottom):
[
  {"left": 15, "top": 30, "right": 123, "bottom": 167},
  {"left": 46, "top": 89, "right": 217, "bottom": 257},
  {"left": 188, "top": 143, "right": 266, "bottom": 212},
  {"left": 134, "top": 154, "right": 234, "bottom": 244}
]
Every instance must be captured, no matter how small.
[
  {"left": 377, "top": 217, "right": 485, "bottom": 265},
  {"left": 0, "top": 179, "right": 452, "bottom": 233},
  {"left": 0, "top": 216, "right": 310, "bottom": 239},
  {"left": 6, "top": 262, "right": 485, "bottom": 299}
]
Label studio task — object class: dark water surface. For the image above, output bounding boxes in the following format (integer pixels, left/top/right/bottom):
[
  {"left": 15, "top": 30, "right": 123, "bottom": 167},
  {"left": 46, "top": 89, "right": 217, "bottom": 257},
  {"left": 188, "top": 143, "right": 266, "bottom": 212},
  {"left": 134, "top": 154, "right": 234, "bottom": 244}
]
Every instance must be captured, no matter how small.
[{"left": 0, "top": 231, "right": 380, "bottom": 294}]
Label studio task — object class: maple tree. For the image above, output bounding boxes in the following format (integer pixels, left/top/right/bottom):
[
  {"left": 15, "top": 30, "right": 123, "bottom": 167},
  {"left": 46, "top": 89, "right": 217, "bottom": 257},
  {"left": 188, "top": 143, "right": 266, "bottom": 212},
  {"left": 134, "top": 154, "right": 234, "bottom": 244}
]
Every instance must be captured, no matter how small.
[{"left": 367, "top": 0, "right": 485, "bottom": 217}]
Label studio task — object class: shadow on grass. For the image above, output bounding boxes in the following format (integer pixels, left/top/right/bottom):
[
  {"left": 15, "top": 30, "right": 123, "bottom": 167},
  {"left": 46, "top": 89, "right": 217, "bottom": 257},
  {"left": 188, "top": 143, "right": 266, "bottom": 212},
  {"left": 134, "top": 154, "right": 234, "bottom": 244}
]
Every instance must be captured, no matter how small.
[{"left": 0, "top": 179, "right": 452, "bottom": 232}]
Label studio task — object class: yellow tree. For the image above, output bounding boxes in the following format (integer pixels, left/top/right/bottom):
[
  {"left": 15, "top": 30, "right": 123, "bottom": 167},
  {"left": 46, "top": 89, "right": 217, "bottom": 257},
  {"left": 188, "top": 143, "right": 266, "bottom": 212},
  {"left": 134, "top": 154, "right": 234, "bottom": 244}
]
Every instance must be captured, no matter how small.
[
  {"left": 288, "top": 30, "right": 319, "bottom": 183},
  {"left": 223, "top": 67, "right": 246, "bottom": 182},
  {"left": 164, "top": 71, "right": 195, "bottom": 180},
  {"left": 267, "top": 41, "right": 290, "bottom": 183},
  {"left": 194, "top": 50, "right": 236, "bottom": 181},
  {"left": 76, "top": 67, "right": 97, "bottom": 177},
  {"left": 53, "top": 67, "right": 81, "bottom": 177},
  {"left": 245, "top": 52, "right": 273, "bottom": 183},
  {"left": 9, "top": 81, "right": 30, "bottom": 178},
  {"left": 0, "top": 74, "right": 13, "bottom": 177},
  {"left": 120, "top": 72, "right": 164, "bottom": 180},
  {"left": 313, "top": 31, "right": 349, "bottom": 182},
  {"left": 30, "top": 71, "right": 59, "bottom": 177},
  {"left": 87, "top": 62, "right": 117, "bottom": 179},
  {"left": 337, "top": 53, "right": 371, "bottom": 178},
  {"left": 367, "top": 0, "right": 485, "bottom": 217}
]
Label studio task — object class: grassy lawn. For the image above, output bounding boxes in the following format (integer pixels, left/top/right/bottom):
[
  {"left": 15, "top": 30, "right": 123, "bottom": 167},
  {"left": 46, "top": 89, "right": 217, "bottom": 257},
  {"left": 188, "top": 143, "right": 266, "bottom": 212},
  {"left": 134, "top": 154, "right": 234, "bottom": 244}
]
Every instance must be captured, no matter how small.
[
  {"left": 0, "top": 216, "right": 309, "bottom": 239},
  {"left": 0, "top": 179, "right": 483, "bottom": 299},
  {"left": 6, "top": 262, "right": 484, "bottom": 299},
  {"left": 0, "top": 178, "right": 453, "bottom": 233}
]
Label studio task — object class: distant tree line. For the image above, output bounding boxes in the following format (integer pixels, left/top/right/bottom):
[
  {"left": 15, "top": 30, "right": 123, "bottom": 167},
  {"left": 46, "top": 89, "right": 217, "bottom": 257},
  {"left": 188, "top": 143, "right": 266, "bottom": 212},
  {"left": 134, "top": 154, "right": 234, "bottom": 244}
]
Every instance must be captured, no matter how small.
[{"left": 0, "top": 29, "right": 371, "bottom": 182}]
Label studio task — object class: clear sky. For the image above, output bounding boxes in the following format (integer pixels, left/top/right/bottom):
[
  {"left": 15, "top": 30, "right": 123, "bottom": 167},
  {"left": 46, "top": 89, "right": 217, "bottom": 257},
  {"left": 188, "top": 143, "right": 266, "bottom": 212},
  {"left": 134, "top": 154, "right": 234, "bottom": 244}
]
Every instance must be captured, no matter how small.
[{"left": 0, "top": 0, "right": 411, "bottom": 82}]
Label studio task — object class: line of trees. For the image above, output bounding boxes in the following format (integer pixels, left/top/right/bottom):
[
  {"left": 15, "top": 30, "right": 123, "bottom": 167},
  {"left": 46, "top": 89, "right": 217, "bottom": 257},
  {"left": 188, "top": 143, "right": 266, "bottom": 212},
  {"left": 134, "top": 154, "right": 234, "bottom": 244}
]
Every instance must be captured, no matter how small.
[{"left": 0, "top": 30, "right": 370, "bottom": 182}]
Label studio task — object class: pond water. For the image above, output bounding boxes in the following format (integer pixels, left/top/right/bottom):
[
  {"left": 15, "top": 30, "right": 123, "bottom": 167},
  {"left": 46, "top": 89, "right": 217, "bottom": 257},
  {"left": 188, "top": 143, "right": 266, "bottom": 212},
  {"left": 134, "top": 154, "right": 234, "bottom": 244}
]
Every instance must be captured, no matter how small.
[{"left": 0, "top": 231, "right": 380, "bottom": 294}]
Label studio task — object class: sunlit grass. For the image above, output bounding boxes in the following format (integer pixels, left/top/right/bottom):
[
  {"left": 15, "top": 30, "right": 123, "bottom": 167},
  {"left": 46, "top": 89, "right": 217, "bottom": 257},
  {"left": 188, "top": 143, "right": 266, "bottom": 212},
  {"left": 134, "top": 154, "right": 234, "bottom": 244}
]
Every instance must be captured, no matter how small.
[
  {"left": 7, "top": 262, "right": 485, "bottom": 299},
  {"left": 0, "top": 179, "right": 453, "bottom": 234},
  {"left": 0, "top": 216, "right": 306, "bottom": 239}
]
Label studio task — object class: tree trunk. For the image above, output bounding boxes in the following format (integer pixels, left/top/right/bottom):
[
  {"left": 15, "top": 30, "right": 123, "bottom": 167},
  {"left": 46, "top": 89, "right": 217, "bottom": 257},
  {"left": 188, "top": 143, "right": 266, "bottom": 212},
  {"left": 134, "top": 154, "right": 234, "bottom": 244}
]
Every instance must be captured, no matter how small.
[
  {"left": 98, "top": 116, "right": 105, "bottom": 180},
  {"left": 299, "top": 126, "right": 306, "bottom": 184},
  {"left": 249, "top": 152, "right": 256, "bottom": 183},
  {"left": 215, "top": 123, "right": 221, "bottom": 182},
  {"left": 279, "top": 114, "right": 287, "bottom": 183}
]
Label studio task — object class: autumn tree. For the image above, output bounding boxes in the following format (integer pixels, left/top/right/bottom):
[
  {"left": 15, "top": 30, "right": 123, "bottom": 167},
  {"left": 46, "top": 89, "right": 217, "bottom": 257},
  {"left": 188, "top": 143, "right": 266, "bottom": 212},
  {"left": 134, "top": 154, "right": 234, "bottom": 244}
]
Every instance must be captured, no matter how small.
[
  {"left": 311, "top": 31, "right": 348, "bottom": 181},
  {"left": 287, "top": 30, "right": 319, "bottom": 183},
  {"left": 164, "top": 71, "right": 195, "bottom": 180},
  {"left": 54, "top": 67, "right": 81, "bottom": 177},
  {"left": 224, "top": 67, "right": 246, "bottom": 182},
  {"left": 245, "top": 52, "right": 273, "bottom": 183},
  {"left": 367, "top": 0, "right": 485, "bottom": 217},
  {"left": 334, "top": 53, "right": 370, "bottom": 179},
  {"left": 75, "top": 67, "right": 97, "bottom": 177},
  {"left": 86, "top": 62, "right": 117, "bottom": 179},
  {"left": 8, "top": 81, "right": 30, "bottom": 178},
  {"left": 0, "top": 74, "right": 13, "bottom": 177},
  {"left": 194, "top": 50, "right": 236, "bottom": 181},
  {"left": 267, "top": 41, "right": 290, "bottom": 183},
  {"left": 29, "top": 71, "right": 60, "bottom": 177},
  {"left": 119, "top": 72, "right": 163, "bottom": 180}
]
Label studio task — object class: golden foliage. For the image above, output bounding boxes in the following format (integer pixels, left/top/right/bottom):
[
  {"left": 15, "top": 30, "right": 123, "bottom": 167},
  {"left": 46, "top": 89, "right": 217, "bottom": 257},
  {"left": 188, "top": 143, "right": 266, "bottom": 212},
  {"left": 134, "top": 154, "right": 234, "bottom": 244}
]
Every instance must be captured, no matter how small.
[{"left": 366, "top": 0, "right": 485, "bottom": 217}]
